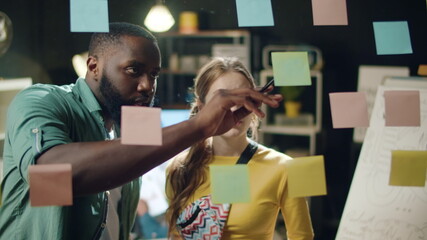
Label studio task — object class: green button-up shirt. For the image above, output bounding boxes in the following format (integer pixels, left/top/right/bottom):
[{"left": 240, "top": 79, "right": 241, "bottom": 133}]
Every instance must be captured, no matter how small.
[{"left": 0, "top": 78, "right": 140, "bottom": 240}]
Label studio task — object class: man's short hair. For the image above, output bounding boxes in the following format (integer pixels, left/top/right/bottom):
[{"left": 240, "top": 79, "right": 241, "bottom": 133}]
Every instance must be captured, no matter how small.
[{"left": 88, "top": 22, "right": 157, "bottom": 58}]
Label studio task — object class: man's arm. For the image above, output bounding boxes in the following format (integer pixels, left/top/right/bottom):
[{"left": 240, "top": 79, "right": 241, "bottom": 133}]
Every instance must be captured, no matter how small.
[{"left": 37, "top": 88, "right": 282, "bottom": 196}]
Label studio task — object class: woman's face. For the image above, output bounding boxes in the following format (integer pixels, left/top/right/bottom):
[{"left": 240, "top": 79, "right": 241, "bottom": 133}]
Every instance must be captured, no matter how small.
[{"left": 204, "top": 71, "right": 254, "bottom": 139}]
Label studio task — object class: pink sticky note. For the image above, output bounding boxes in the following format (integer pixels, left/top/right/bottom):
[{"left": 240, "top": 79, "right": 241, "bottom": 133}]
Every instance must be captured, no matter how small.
[
  {"left": 329, "top": 92, "right": 369, "bottom": 128},
  {"left": 121, "top": 106, "right": 162, "bottom": 145},
  {"left": 384, "top": 91, "right": 420, "bottom": 126},
  {"left": 29, "top": 164, "right": 73, "bottom": 207},
  {"left": 311, "top": 0, "right": 348, "bottom": 26}
]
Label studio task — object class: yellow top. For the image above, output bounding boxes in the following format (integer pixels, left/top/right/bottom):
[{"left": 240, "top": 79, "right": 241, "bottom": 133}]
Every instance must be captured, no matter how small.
[{"left": 166, "top": 146, "right": 314, "bottom": 240}]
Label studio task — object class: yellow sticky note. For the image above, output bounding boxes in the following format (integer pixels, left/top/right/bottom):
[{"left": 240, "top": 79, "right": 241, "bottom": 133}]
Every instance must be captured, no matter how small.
[
  {"left": 389, "top": 151, "right": 427, "bottom": 187},
  {"left": 209, "top": 165, "right": 250, "bottom": 203},
  {"left": 286, "top": 155, "right": 327, "bottom": 198},
  {"left": 418, "top": 64, "right": 427, "bottom": 76},
  {"left": 29, "top": 164, "right": 73, "bottom": 207},
  {"left": 121, "top": 106, "right": 162, "bottom": 146}
]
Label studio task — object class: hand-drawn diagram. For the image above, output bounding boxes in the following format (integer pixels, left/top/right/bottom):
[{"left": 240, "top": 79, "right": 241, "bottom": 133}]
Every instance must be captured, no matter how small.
[{"left": 336, "top": 85, "right": 427, "bottom": 240}]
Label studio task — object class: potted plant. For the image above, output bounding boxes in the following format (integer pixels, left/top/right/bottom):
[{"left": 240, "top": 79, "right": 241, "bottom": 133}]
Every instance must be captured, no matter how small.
[{"left": 279, "top": 86, "right": 305, "bottom": 118}]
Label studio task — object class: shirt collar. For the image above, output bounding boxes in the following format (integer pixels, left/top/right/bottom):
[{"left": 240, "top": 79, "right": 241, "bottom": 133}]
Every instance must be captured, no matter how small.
[{"left": 73, "top": 78, "right": 102, "bottom": 113}]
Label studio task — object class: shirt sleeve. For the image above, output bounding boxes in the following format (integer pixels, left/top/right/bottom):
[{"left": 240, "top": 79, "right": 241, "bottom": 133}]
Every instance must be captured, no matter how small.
[
  {"left": 279, "top": 165, "right": 315, "bottom": 240},
  {"left": 6, "top": 86, "right": 72, "bottom": 183}
]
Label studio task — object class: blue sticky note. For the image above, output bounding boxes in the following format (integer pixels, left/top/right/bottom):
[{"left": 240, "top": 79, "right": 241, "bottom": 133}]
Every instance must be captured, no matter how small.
[
  {"left": 235, "top": 0, "right": 274, "bottom": 27},
  {"left": 373, "top": 21, "right": 413, "bottom": 55},
  {"left": 272, "top": 52, "right": 312, "bottom": 86},
  {"left": 70, "top": 0, "right": 109, "bottom": 32}
]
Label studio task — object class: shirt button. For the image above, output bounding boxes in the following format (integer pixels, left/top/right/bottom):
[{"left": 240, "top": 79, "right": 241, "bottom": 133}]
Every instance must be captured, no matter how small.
[
  {"left": 32, "top": 128, "right": 39, "bottom": 133},
  {"left": 100, "top": 223, "right": 106, "bottom": 228}
]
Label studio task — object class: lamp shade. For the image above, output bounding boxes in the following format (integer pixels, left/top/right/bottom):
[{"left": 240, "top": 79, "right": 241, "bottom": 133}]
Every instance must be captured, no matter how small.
[{"left": 144, "top": 4, "right": 175, "bottom": 32}]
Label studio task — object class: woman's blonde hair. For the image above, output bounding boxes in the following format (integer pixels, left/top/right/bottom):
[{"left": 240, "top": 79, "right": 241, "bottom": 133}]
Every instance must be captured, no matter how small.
[{"left": 166, "top": 57, "right": 259, "bottom": 235}]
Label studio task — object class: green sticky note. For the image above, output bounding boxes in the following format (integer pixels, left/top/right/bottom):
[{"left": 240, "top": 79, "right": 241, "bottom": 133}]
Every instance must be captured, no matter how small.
[
  {"left": 272, "top": 52, "right": 312, "bottom": 86},
  {"left": 70, "top": 0, "right": 109, "bottom": 32},
  {"left": 286, "top": 155, "right": 327, "bottom": 198},
  {"left": 210, "top": 165, "right": 250, "bottom": 203},
  {"left": 389, "top": 151, "right": 427, "bottom": 187},
  {"left": 373, "top": 21, "right": 413, "bottom": 55}
]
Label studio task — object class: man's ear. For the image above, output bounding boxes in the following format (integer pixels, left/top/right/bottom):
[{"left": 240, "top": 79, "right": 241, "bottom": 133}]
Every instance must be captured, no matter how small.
[{"left": 87, "top": 56, "right": 99, "bottom": 80}]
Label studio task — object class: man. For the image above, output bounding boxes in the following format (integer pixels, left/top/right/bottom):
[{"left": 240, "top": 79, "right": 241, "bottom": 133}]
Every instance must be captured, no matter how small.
[{"left": 0, "top": 22, "right": 282, "bottom": 239}]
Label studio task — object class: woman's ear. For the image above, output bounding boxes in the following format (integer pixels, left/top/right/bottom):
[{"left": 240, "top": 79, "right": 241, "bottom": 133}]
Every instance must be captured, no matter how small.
[{"left": 196, "top": 99, "right": 204, "bottom": 111}]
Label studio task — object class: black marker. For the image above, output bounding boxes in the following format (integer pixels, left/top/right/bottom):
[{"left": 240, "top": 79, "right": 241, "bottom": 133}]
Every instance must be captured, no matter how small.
[{"left": 259, "top": 79, "right": 275, "bottom": 93}]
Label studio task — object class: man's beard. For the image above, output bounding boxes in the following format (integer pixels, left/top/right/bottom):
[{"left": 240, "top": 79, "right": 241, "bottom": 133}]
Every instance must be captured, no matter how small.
[{"left": 99, "top": 75, "right": 155, "bottom": 126}]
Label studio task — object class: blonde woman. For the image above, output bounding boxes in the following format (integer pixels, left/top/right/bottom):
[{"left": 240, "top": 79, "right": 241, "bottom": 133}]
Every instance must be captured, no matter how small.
[{"left": 166, "top": 57, "right": 314, "bottom": 240}]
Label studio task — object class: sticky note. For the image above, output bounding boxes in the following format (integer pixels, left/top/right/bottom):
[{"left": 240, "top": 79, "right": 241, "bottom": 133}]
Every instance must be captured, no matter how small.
[
  {"left": 418, "top": 65, "right": 427, "bottom": 76},
  {"left": 311, "top": 0, "right": 348, "bottom": 26},
  {"left": 70, "top": 0, "right": 109, "bottom": 32},
  {"left": 329, "top": 92, "right": 369, "bottom": 128},
  {"left": 121, "top": 106, "right": 162, "bottom": 145},
  {"left": 384, "top": 91, "right": 420, "bottom": 126},
  {"left": 210, "top": 165, "right": 250, "bottom": 203},
  {"left": 286, "top": 155, "right": 327, "bottom": 198},
  {"left": 373, "top": 21, "right": 413, "bottom": 55},
  {"left": 390, "top": 151, "right": 427, "bottom": 187},
  {"left": 272, "top": 52, "right": 312, "bottom": 86},
  {"left": 29, "top": 164, "right": 73, "bottom": 207},
  {"left": 235, "top": 0, "right": 274, "bottom": 27}
]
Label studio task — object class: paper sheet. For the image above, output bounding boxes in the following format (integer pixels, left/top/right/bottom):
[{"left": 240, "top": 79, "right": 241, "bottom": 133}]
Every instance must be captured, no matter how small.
[
  {"left": 210, "top": 165, "right": 251, "bottom": 203},
  {"left": 286, "top": 155, "right": 327, "bottom": 198},
  {"left": 384, "top": 90, "right": 420, "bottom": 126},
  {"left": 329, "top": 92, "right": 370, "bottom": 128},
  {"left": 29, "top": 164, "right": 73, "bottom": 207},
  {"left": 271, "top": 52, "right": 312, "bottom": 86},
  {"left": 121, "top": 106, "right": 162, "bottom": 146},
  {"left": 390, "top": 151, "right": 427, "bottom": 187},
  {"left": 70, "top": 0, "right": 109, "bottom": 32},
  {"left": 373, "top": 21, "right": 413, "bottom": 55},
  {"left": 235, "top": 0, "right": 274, "bottom": 27},
  {"left": 311, "top": 0, "right": 348, "bottom": 26},
  {"left": 418, "top": 65, "right": 427, "bottom": 76}
]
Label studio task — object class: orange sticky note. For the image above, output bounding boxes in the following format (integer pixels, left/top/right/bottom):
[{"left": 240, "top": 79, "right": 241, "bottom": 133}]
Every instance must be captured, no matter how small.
[
  {"left": 286, "top": 155, "right": 327, "bottom": 198},
  {"left": 329, "top": 92, "right": 370, "bottom": 128},
  {"left": 384, "top": 91, "right": 420, "bottom": 126},
  {"left": 121, "top": 106, "right": 162, "bottom": 145},
  {"left": 389, "top": 151, "right": 427, "bottom": 187},
  {"left": 29, "top": 164, "right": 73, "bottom": 207},
  {"left": 418, "top": 65, "right": 427, "bottom": 76},
  {"left": 311, "top": 0, "right": 348, "bottom": 26}
]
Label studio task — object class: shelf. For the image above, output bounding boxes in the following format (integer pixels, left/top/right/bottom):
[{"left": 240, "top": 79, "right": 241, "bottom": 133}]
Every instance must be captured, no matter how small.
[
  {"left": 258, "top": 66, "right": 323, "bottom": 156},
  {"left": 156, "top": 30, "right": 251, "bottom": 107},
  {"left": 0, "top": 78, "right": 32, "bottom": 91},
  {"left": 259, "top": 69, "right": 323, "bottom": 135},
  {"left": 157, "top": 30, "right": 250, "bottom": 38},
  {"left": 161, "top": 69, "right": 197, "bottom": 75},
  {"left": 260, "top": 125, "right": 318, "bottom": 136}
]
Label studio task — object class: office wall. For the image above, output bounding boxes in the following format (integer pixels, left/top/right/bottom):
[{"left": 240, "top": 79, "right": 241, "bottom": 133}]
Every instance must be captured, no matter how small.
[{"left": 0, "top": 0, "right": 426, "bottom": 238}]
